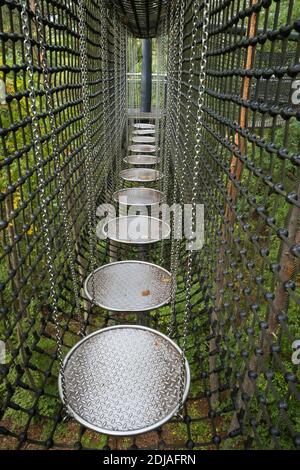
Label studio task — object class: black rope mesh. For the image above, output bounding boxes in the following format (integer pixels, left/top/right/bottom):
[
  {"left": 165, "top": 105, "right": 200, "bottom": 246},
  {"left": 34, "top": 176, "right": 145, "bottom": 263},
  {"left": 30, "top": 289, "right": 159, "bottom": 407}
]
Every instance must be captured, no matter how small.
[
  {"left": 106, "top": 0, "right": 167, "bottom": 38},
  {"left": 0, "top": 0, "right": 300, "bottom": 451}
]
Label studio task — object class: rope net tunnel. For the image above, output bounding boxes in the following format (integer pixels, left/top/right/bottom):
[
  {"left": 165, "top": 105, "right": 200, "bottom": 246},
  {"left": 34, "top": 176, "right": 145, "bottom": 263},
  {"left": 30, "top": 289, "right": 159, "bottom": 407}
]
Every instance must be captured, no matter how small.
[{"left": 0, "top": 0, "right": 300, "bottom": 450}]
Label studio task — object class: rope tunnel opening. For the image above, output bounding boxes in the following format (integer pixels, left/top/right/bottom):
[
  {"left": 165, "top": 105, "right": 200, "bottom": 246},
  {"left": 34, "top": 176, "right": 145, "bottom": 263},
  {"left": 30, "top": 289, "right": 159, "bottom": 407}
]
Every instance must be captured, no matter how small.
[{"left": 0, "top": 0, "right": 300, "bottom": 450}]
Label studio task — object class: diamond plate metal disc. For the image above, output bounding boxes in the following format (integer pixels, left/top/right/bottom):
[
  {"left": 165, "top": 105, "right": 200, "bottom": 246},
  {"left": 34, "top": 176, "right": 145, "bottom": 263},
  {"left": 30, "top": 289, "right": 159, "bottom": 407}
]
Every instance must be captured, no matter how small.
[
  {"left": 102, "top": 216, "right": 170, "bottom": 244},
  {"left": 58, "top": 325, "right": 190, "bottom": 436},
  {"left": 120, "top": 168, "right": 162, "bottom": 182},
  {"left": 133, "top": 129, "right": 156, "bottom": 135},
  {"left": 133, "top": 123, "right": 155, "bottom": 129},
  {"left": 132, "top": 136, "right": 156, "bottom": 143},
  {"left": 124, "top": 155, "right": 159, "bottom": 166},
  {"left": 113, "top": 187, "right": 163, "bottom": 206},
  {"left": 84, "top": 261, "right": 172, "bottom": 312},
  {"left": 128, "top": 144, "right": 157, "bottom": 153}
]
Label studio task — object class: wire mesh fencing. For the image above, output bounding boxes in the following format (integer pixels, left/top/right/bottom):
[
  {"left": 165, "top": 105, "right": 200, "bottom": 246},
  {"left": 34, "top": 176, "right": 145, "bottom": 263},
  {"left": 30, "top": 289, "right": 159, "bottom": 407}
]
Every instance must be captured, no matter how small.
[{"left": 163, "top": 0, "right": 300, "bottom": 450}]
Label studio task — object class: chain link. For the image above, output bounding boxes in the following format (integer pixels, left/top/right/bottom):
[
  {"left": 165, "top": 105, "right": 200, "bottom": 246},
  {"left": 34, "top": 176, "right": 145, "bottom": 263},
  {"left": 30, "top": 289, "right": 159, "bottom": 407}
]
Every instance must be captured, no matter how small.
[
  {"left": 100, "top": 0, "right": 110, "bottom": 201},
  {"left": 113, "top": 7, "right": 119, "bottom": 193},
  {"left": 78, "top": 0, "right": 98, "bottom": 329},
  {"left": 180, "top": 0, "right": 210, "bottom": 417},
  {"left": 168, "top": 0, "right": 185, "bottom": 339},
  {"left": 159, "top": 0, "right": 178, "bottom": 266},
  {"left": 158, "top": 10, "right": 169, "bottom": 195},
  {"left": 163, "top": 0, "right": 210, "bottom": 418},
  {"left": 179, "top": 1, "right": 202, "bottom": 205},
  {"left": 184, "top": 0, "right": 209, "bottom": 350},
  {"left": 33, "top": 0, "right": 82, "bottom": 332},
  {"left": 20, "top": 0, "right": 70, "bottom": 414}
]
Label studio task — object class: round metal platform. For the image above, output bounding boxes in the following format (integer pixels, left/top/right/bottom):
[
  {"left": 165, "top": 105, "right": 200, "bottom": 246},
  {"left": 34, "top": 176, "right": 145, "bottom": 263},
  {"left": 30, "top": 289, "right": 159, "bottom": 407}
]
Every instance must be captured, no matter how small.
[
  {"left": 58, "top": 325, "right": 190, "bottom": 436},
  {"left": 133, "top": 123, "right": 155, "bottom": 129},
  {"left": 120, "top": 168, "right": 162, "bottom": 183},
  {"left": 128, "top": 144, "right": 157, "bottom": 153},
  {"left": 113, "top": 187, "right": 163, "bottom": 206},
  {"left": 124, "top": 155, "right": 159, "bottom": 166},
  {"left": 84, "top": 261, "right": 172, "bottom": 312},
  {"left": 133, "top": 129, "right": 156, "bottom": 135},
  {"left": 132, "top": 136, "right": 156, "bottom": 144},
  {"left": 102, "top": 216, "right": 170, "bottom": 244}
]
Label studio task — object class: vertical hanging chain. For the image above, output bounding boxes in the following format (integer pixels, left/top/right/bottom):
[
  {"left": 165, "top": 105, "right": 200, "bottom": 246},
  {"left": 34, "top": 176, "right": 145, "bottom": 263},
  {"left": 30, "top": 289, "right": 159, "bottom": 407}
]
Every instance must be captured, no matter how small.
[
  {"left": 167, "top": 0, "right": 185, "bottom": 339},
  {"left": 122, "top": 27, "right": 127, "bottom": 122},
  {"left": 158, "top": 14, "right": 167, "bottom": 191},
  {"left": 179, "top": 0, "right": 202, "bottom": 205},
  {"left": 100, "top": 0, "right": 110, "bottom": 201},
  {"left": 20, "top": 0, "right": 69, "bottom": 412},
  {"left": 154, "top": 34, "right": 160, "bottom": 177},
  {"left": 78, "top": 0, "right": 97, "bottom": 320},
  {"left": 184, "top": 0, "right": 209, "bottom": 347},
  {"left": 161, "top": 1, "right": 177, "bottom": 204},
  {"left": 159, "top": 0, "right": 178, "bottom": 266},
  {"left": 118, "top": 23, "right": 122, "bottom": 174},
  {"left": 171, "top": 0, "right": 185, "bottom": 192},
  {"left": 178, "top": 0, "right": 210, "bottom": 417},
  {"left": 155, "top": 35, "right": 160, "bottom": 149},
  {"left": 121, "top": 25, "right": 127, "bottom": 157},
  {"left": 113, "top": 6, "right": 122, "bottom": 192},
  {"left": 113, "top": 6, "right": 118, "bottom": 192},
  {"left": 33, "top": 0, "right": 82, "bottom": 330},
  {"left": 158, "top": 7, "right": 169, "bottom": 194}
]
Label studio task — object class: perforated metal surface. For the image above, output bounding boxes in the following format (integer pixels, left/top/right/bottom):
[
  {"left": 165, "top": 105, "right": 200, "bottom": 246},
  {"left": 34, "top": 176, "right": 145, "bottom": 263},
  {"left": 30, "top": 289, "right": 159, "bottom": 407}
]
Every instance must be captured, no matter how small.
[
  {"left": 133, "top": 129, "right": 156, "bottom": 135},
  {"left": 84, "top": 261, "right": 172, "bottom": 311},
  {"left": 103, "top": 216, "right": 170, "bottom": 244},
  {"left": 128, "top": 144, "right": 157, "bottom": 153},
  {"left": 124, "top": 155, "right": 159, "bottom": 165},
  {"left": 132, "top": 136, "right": 156, "bottom": 143},
  {"left": 59, "top": 325, "right": 190, "bottom": 436},
  {"left": 120, "top": 168, "right": 161, "bottom": 182},
  {"left": 113, "top": 187, "right": 163, "bottom": 206},
  {"left": 133, "top": 123, "right": 155, "bottom": 129}
]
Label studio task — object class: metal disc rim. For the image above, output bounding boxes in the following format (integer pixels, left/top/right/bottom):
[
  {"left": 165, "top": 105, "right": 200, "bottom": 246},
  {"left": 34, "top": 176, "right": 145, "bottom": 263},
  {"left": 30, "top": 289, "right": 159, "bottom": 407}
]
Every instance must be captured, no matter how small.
[
  {"left": 102, "top": 216, "right": 171, "bottom": 244},
  {"left": 128, "top": 144, "right": 158, "bottom": 153},
  {"left": 120, "top": 168, "right": 162, "bottom": 182},
  {"left": 124, "top": 155, "right": 160, "bottom": 166},
  {"left": 113, "top": 187, "right": 163, "bottom": 206},
  {"left": 84, "top": 261, "right": 172, "bottom": 311},
  {"left": 58, "top": 325, "right": 190, "bottom": 436},
  {"left": 133, "top": 129, "right": 156, "bottom": 135},
  {"left": 131, "top": 136, "right": 156, "bottom": 143},
  {"left": 133, "top": 123, "right": 155, "bottom": 129}
]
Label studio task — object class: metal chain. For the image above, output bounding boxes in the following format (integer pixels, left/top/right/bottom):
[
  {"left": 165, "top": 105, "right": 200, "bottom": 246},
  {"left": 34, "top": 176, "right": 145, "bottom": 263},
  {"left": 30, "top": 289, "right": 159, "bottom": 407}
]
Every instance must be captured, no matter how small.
[
  {"left": 167, "top": 0, "right": 185, "bottom": 339},
  {"left": 113, "top": 6, "right": 119, "bottom": 192},
  {"left": 122, "top": 27, "right": 127, "bottom": 121},
  {"left": 161, "top": 2, "right": 177, "bottom": 203},
  {"left": 33, "top": 0, "right": 82, "bottom": 332},
  {"left": 158, "top": 9, "right": 170, "bottom": 194},
  {"left": 20, "top": 0, "right": 70, "bottom": 413},
  {"left": 179, "top": 1, "right": 202, "bottom": 205},
  {"left": 159, "top": 0, "right": 178, "bottom": 266},
  {"left": 122, "top": 27, "right": 126, "bottom": 117},
  {"left": 78, "top": 0, "right": 97, "bottom": 324},
  {"left": 154, "top": 34, "right": 160, "bottom": 176},
  {"left": 113, "top": 8, "right": 125, "bottom": 193},
  {"left": 178, "top": 0, "right": 210, "bottom": 417},
  {"left": 100, "top": 0, "right": 110, "bottom": 201},
  {"left": 184, "top": 0, "right": 209, "bottom": 347}
]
